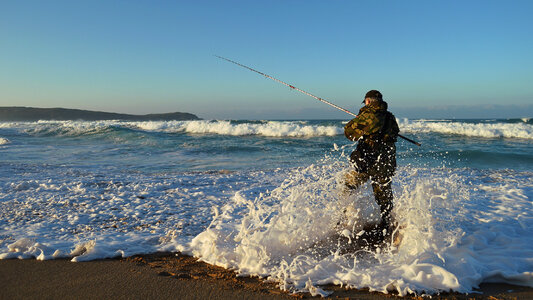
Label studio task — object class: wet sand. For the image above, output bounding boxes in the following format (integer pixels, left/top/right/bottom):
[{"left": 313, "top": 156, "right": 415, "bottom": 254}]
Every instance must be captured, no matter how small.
[{"left": 0, "top": 252, "right": 531, "bottom": 299}]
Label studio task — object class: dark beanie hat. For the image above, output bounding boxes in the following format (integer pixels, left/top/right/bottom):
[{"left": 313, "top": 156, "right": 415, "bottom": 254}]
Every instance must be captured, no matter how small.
[
  {"left": 365, "top": 90, "right": 383, "bottom": 100},
  {"left": 362, "top": 90, "right": 383, "bottom": 103}
]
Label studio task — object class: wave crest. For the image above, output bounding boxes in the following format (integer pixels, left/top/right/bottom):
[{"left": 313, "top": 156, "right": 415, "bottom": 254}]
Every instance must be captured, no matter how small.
[
  {"left": 399, "top": 119, "right": 533, "bottom": 139},
  {"left": 2, "top": 119, "right": 532, "bottom": 139},
  {"left": 131, "top": 120, "right": 342, "bottom": 137},
  {"left": 3, "top": 120, "right": 342, "bottom": 137}
]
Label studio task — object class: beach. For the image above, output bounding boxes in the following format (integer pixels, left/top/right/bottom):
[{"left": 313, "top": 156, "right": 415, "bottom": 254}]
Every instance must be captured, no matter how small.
[{"left": 1, "top": 252, "right": 532, "bottom": 299}]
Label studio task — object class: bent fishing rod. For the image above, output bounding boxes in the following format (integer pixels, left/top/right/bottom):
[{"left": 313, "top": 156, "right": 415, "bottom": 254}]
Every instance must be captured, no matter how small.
[{"left": 215, "top": 55, "right": 421, "bottom": 146}]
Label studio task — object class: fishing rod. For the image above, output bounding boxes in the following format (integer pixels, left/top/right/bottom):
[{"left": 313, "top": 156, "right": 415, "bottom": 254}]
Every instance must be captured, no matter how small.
[{"left": 215, "top": 55, "right": 421, "bottom": 146}]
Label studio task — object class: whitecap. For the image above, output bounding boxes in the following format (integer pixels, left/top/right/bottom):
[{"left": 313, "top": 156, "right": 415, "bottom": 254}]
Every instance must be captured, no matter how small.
[
  {"left": 130, "top": 120, "right": 343, "bottom": 137},
  {"left": 398, "top": 119, "right": 533, "bottom": 139}
]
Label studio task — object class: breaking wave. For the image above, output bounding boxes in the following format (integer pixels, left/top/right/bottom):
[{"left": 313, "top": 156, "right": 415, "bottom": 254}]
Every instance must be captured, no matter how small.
[
  {"left": 131, "top": 120, "right": 342, "bottom": 137},
  {"left": 0, "top": 120, "right": 342, "bottom": 138},
  {"left": 398, "top": 119, "right": 533, "bottom": 139},
  {"left": 2, "top": 119, "right": 532, "bottom": 139}
]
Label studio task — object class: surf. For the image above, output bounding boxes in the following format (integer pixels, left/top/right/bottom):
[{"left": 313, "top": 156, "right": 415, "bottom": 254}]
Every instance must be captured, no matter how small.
[
  {"left": 398, "top": 119, "right": 533, "bottom": 139},
  {"left": 0, "top": 118, "right": 532, "bottom": 296},
  {"left": 185, "top": 156, "right": 533, "bottom": 295}
]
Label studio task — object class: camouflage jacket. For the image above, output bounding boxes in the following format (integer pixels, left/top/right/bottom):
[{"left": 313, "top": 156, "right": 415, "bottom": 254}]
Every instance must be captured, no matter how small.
[{"left": 344, "top": 100, "right": 399, "bottom": 145}]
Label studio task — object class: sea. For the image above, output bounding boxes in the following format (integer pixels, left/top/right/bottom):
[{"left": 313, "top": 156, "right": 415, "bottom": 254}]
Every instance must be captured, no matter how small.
[{"left": 1, "top": 118, "right": 532, "bottom": 296}]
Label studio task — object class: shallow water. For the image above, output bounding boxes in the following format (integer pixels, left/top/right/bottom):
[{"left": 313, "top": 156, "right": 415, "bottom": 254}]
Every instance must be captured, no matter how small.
[{"left": 1, "top": 118, "right": 532, "bottom": 295}]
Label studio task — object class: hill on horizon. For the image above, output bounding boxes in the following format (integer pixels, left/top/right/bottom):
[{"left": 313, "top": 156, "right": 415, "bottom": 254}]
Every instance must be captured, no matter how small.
[{"left": 0, "top": 107, "right": 201, "bottom": 121}]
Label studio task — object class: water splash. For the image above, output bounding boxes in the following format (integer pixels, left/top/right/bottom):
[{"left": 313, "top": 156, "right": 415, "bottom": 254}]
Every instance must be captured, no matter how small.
[{"left": 187, "top": 157, "right": 532, "bottom": 295}]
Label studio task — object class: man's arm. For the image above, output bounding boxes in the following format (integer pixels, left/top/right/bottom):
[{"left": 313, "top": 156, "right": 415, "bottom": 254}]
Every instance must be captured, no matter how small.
[
  {"left": 344, "top": 109, "right": 383, "bottom": 141},
  {"left": 344, "top": 118, "right": 362, "bottom": 141}
]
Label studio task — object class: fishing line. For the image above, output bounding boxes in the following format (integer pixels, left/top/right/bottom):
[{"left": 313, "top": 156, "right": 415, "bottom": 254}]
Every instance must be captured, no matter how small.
[{"left": 216, "top": 55, "right": 421, "bottom": 146}]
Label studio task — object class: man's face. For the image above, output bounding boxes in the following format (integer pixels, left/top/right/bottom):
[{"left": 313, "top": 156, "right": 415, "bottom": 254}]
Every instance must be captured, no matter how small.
[{"left": 364, "top": 98, "right": 371, "bottom": 106}]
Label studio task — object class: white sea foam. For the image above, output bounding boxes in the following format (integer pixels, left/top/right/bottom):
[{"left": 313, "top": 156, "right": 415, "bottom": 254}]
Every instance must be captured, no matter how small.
[
  {"left": 0, "top": 138, "right": 9, "bottom": 145},
  {"left": 0, "top": 169, "right": 280, "bottom": 261},
  {"left": 185, "top": 164, "right": 533, "bottom": 295},
  {"left": 399, "top": 119, "right": 533, "bottom": 139},
  {"left": 0, "top": 156, "right": 533, "bottom": 295},
  {"left": 0, "top": 163, "right": 531, "bottom": 295}
]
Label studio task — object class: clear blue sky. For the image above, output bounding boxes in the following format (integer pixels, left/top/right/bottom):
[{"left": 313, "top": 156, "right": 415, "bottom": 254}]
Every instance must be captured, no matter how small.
[{"left": 1, "top": 0, "right": 532, "bottom": 119}]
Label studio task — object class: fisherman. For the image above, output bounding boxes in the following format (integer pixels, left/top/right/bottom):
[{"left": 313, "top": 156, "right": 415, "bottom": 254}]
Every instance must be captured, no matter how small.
[{"left": 344, "top": 90, "right": 400, "bottom": 241}]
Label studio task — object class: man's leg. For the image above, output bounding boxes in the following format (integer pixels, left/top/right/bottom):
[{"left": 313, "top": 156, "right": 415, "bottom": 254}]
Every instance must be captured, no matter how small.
[
  {"left": 343, "top": 171, "right": 369, "bottom": 192},
  {"left": 371, "top": 176, "right": 394, "bottom": 228},
  {"left": 337, "top": 171, "right": 370, "bottom": 230}
]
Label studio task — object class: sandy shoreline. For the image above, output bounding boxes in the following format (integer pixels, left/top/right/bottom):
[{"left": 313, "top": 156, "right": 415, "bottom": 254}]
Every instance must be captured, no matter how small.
[{"left": 1, "top": 252, "right": 531, "bottom": 299}]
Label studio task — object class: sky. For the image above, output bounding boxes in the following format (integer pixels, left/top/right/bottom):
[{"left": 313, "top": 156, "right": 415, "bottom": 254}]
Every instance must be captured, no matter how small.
[{"left": 1, "top": 0, "right": 532, "bottom": 119}]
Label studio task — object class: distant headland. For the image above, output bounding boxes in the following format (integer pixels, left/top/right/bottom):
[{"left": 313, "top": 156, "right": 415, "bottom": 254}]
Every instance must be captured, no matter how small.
[{"left": 0, "top": 107, "right": 201, "bottom": 121}]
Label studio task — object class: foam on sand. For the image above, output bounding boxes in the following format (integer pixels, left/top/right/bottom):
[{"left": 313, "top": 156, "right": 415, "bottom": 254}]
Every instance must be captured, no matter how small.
[{"left": 1, "top": 163, "right": 532, "bottom": 295}]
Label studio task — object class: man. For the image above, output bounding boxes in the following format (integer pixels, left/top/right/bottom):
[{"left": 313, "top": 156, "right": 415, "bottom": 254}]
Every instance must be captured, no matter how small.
[{"left": 344, "top": 90, "right": 400, "bottom": 240}]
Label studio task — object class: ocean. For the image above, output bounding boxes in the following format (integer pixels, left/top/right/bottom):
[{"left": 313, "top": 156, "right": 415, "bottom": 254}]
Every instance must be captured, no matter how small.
[{"left": 1, "top": 118, "right": 532, "bottom": 296}]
